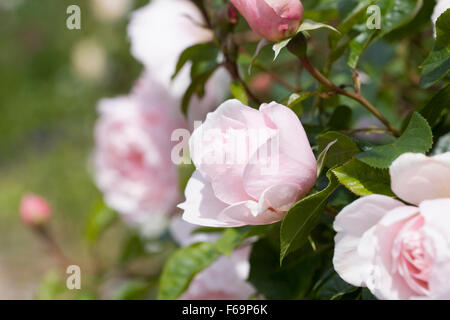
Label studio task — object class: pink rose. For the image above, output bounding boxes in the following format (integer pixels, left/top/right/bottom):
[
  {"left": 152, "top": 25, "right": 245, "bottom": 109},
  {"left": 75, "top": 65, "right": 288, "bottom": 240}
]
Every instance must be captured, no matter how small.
[
  {"left": 333, "top": 152, "right": 450, "bottom": 299},
  {"left": 230, "top": 0, "right": 304, "bottom": 42},
  {"left": 178, "top": 99, "right": 317, "bottom": 227},
  {"left": 93, "top": 74, "right": 185, "bottom": 229},
  {"left": 20, "top": 193, "right": 52, "bottom": 225},
  {"left": 127, "top": 0, "right": 229, "bottom": 123},
  {"left": 170, "top": 217, "right": 256, "bottom": 300}
]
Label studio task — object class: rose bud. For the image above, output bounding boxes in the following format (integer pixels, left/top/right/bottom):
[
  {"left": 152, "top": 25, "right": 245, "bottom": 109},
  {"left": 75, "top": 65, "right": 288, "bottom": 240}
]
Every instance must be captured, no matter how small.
[
  {"left": 230, "top": 0, "right": 304, "bottom": 42},
  {"left": 20, "top": 193, "right": 52, "bottom": 225},
  {"left": 227, "top": 5, "right": 239, "bottom": 25}
]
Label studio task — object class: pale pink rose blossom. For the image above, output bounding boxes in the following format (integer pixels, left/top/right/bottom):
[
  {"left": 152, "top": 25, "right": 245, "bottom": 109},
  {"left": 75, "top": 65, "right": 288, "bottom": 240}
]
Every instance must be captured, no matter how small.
[
  {"left": 333, "top": 152, "right": 450, "bottom": 299},
  {"left": 127, "top": 0, "right": 229, "bottom": 123},
  {"left": 93, "top": 74, "right": 185, "bottom": 228},
  {"left": 170, "top": 217, "right": 256, "bottom": 300},
  {"left": 178, "top": 99, "right": 317, "bottom": 227},
  {"left": 20, "top": 193, "right": 52, "bottom": 225},
  {"left": 230, "top": 0, "right": 304, "bottom": 42}
]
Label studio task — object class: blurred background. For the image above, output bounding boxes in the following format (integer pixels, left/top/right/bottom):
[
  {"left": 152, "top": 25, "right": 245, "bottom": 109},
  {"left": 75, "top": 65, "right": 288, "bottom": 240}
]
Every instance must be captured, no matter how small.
[{"left": 0, "top": 0, "right": 155, "bottom": 299}]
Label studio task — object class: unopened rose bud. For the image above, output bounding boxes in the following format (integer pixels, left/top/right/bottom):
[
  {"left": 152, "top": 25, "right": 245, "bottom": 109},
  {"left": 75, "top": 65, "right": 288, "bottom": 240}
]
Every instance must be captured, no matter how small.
[
  {"left": 230, "top": 0, "right": 304, "bottom": 42},
  {"left": 20, "top": 193, "right": 52, "bottom": 225},
  {"left": 227, "top": 5, "right": 239, "bottom": 25}
]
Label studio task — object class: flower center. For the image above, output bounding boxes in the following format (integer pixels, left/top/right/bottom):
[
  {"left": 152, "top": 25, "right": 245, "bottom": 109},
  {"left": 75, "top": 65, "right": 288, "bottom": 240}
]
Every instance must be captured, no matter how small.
[{"left": 393, "top": 215, "right": 431, "bottom": 296}]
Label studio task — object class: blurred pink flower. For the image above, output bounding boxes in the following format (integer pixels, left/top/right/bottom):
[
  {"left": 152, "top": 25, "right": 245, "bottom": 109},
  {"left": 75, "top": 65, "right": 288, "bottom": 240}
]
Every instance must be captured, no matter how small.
[
  {"left": 230, "top": 0, "right": 304, "bottom": 42},
  {"left": 333, "top": 152, "right": 450, "bottom": 299},
  {"left": 20, "top": 193, "right": 52, "bottom": 225},
  {"left": 93, "top": 74, "right": 186, "bottom": 228},
  {"left": 179, "top": 99, "right": 317, "bottom": 227},
  {"left": 170, "top": 217, "right": 256, "bottom": 300},
  {"left": 127, "top": 0, "right": 229, "bottom": 123},
  {"left": 180, "top": 247, "right": 255, "bottom": 300}
]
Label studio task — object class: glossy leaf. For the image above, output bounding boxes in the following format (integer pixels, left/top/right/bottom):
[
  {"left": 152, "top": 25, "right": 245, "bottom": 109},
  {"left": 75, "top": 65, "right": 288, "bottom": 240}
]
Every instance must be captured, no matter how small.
[
  {"left": 249, "top": 238, "right": 322, "bottom": 299},
  {"left": 420, "top": 9, "right": 450, "bottom": 88},
  {"left": 158, "top": 242, "right": 220, "bottom": 300},
  {"left": 418, "top": 84, "right": 450, "bottom": 127},
  {"left": 356, "top": 112, "right": 433, "bottom": 168},
  {"left": 317, "top": 131, "right": 361, "bottom": 168},
  {"left": 280, "top": 171, "right": 339, "bottom": 263},
  {"left": 332, "top": 159, "right": 395, "bottom": 197}
]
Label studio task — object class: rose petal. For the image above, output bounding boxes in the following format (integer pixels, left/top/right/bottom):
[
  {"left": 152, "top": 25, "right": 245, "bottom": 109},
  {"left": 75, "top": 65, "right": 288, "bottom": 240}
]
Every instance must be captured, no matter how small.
[
  {"left": 178, "top": 170, "right": 231, "bottom": 227},
  {"left": 260, "top": 102, "right": 315, "bottom": 167},
  {"left": 333, "top": 195, "right": 405, "bottom": 286},
  {"left": 257, "top": 183, "right": 301, "bottom": 213},
  {"left": 243, "top": 138, "right": 316, "bottom": 200},
  {"left": 368, "top": 206, "right": 420, "bottom": 300},
  {"left": 243, "top": 102, "right": 316, "bottom": 199},
  {"left": 419, "top": 198, "right": 450, "bottom": 298},
  {"left": 218, "top": 200, "right": 284, "bottom": 226},
  {"left": 390, "top": 152, "right": 450, "bottom": 205}
]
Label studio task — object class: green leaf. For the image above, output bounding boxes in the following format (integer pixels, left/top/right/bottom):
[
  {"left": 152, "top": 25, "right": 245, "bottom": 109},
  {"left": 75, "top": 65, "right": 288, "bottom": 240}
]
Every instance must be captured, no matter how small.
[
  {"left": 157, "top": 242, "right": 221, "bottom": 300},
  {"left": 361, "top": 288, "right": 378, "bottom": 300},
  {"left": 286, "top": 92, "right": 316, "bottom": 116},
  {"left": 316, "top": 139, "right": 337, "bottom": 177},
  {"left": 385, "top": 0, "right": 437, "bottom": 41},
  {"left": 216, "top": 226, "right": 251, "bottom": 256},
  {"left": 315, "top": 273, "right": 358, "bottom": 300},
  {"left": 344, "top": 0, "right": 423, "bottom": 68},
  {"left": 280, "top": 171, "right": 339, "bottom": 263},
  {"left": 420, "top": 9, "right": 450, "bottom": 88},
  {"left": 230, "top": 80, "right": 248, "bottom": 105},
  {"left": 274, "top": 19, "right": 339, "bottom": 60},
  {"left": 327, "top": 105, "right": 352, "bottom": 130},
  {"left": 273, "top": 38, "right": 292, "bottom": 60},
  {"left": 348, "top": 30, "right": 378, "bottom": 69},
  {"left": 112, "top": 280, "right": 152, "bottom": 300},
  {"left": 181, "top": 65, "right": 218, "bottom": 115},
  {"left": 172, "top": 42, "right": 219, "bottom": 80},
  {"left": 35, "top": 272, "right": 66, "bottom": 300},
  {"left": 332, "top": 159, "right": 395, "bottom": 197},
  {"left": 329, "top": 0, "right": 376, "bottom": 50},
  {"left": 418, "top": 84, "right": 450, "bottom": 127},
  {"left": 249, "top": 238, "right": 322, "bottom": 299},
  {"left": 317, "top": 131, "right": 361, "bottom": 168},
  {"left": 216, "top": 225, "right": 270, "bottom": 256},
  {"left": 178, "top": 162, "right": 196, "bottom": 194},
  {"left": 119, "top": 232, "right": 147, "bottom": 265},
  {"left": 297, "top": 19, "right": 340, "bottom": 34},
  {"left": 249, "top": 38, "right": 269, "bottom": 74},
  {"left": 85, "top": 200, "right": 118, "bottom": 244},
  {"left": 378, "top": 0, "right": 423, "bottom": 37},
  {"left": 356, "top": 112, "right": 433, "bottom": 168}
]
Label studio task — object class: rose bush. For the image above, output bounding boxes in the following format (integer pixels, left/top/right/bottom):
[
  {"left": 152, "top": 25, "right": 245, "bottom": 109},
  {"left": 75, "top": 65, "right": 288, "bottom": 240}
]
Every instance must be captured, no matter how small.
[{"left": 15, "top": 0, "right": 447, "bottom": 301}]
